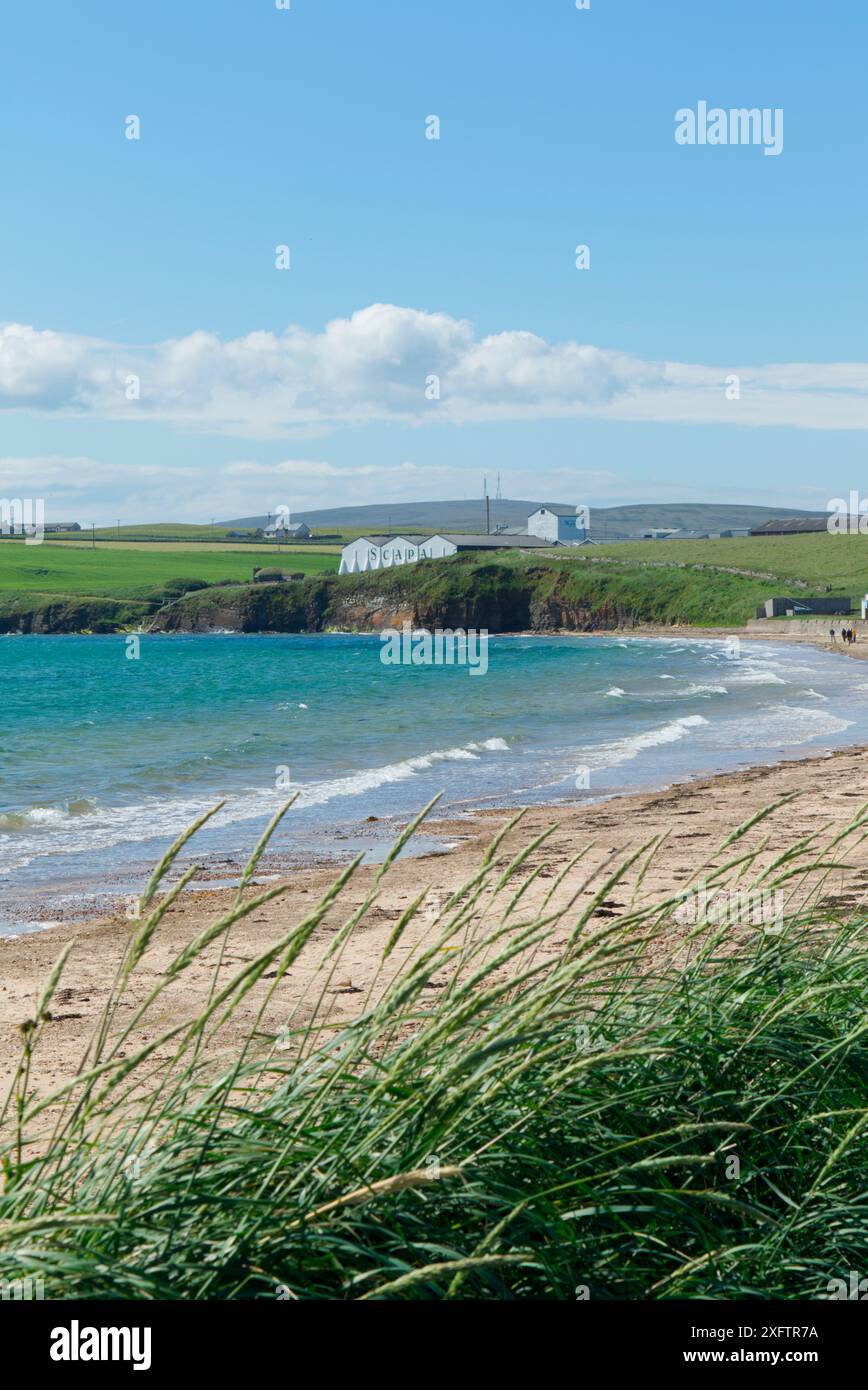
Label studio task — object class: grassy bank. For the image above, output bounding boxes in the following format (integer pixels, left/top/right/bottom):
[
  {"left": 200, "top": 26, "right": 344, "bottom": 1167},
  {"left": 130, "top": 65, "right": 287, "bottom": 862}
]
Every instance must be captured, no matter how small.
[
  {"left": 2, "top": 804, "right": 866, "bottom": 1300},
  {"left": 1, "top": 529, "right": 865, "bottom": 633},
  {"left": 326, "top": 552, "right": 782, "bottom": 629},
  {"left": 587, "top": 532, "right": 868, "bottom": 595}
]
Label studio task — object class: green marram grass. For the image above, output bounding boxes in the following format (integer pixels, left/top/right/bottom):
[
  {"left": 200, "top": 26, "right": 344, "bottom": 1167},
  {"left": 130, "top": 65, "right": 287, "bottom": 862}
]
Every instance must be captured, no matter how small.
[{"left": 1, "top": 799, "right": 867, "bottom": 1300}]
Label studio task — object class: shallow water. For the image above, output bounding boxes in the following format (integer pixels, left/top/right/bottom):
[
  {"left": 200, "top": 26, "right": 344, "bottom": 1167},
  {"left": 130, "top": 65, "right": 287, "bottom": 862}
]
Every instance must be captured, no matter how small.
[{"left": 2, "top": 632, "right": 867, "bottom": 934}]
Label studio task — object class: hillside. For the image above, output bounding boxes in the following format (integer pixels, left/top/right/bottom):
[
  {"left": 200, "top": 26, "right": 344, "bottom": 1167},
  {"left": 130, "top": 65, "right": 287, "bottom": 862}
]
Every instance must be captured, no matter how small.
[
  {"left": 223, "top": 499, "right": 821, "bottom": 538},
  {"left": 585, "top": 531, "right": 865, "bottom": 591}
]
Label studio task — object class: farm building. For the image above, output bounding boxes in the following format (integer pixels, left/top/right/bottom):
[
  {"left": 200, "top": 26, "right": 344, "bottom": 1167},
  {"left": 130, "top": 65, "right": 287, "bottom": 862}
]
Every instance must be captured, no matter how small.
[
  {"left": 527, "top": 506, "right": 587, "bottom": 544},
  {"left": 252, "top": 567, "right": 305, "bottom": 583},
  {"left": 642, "top": 527, "right": 751, "bottom": 541},
  {"left": 750, "top": 518, "right": 829, "bottom": 537},
  {"left": 263, "top": 519, "right": 311, "bottom": 539}
]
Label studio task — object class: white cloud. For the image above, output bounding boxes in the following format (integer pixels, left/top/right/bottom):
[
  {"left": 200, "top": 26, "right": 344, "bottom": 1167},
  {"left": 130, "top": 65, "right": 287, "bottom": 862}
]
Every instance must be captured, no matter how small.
[
  {"left": 1, "top": 305, "right": 867, "bottom": 435},
  {"left": 223, "top": 458, "right": 438, "bottom": 479},
  {"left": 0, "top": 454, "right": 461, "bottom": 525},
  {"left": 0, "top": 453, "right": 849, "bottom": 526}
]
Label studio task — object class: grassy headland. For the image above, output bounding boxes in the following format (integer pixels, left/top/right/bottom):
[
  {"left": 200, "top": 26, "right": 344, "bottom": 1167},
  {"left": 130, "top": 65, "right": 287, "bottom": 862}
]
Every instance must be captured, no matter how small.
[
  {"left": 0, "top": 541, "right": 336, "bottom": 633},
  {"left": 147, "top": 540, "right": 868, "bottom": 634},
  {"left": 1, "top": 531, "right": 865, "bottom": 634}
]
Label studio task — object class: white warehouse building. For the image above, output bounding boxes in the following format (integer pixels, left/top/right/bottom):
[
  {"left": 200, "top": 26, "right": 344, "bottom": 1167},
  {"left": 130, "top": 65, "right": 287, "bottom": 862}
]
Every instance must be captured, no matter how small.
[
  {"left": 338, "top": 531, "right": 551, "bottom": 574},
  {"left": 338, "top": 535, "right": 454, "bottom": 574},
  {"left": 527, "top": 506, "right": 588, "bottom": 545}
]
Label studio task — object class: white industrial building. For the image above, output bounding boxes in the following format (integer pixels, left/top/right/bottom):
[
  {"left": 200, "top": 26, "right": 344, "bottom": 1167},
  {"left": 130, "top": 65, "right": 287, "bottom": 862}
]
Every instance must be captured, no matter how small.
[
  {"left": 338, "top": 535, "right": 440, "bottom": 574},
  {"left": 527, "top": 506, "right": 588, "bottom": 544},
  {"left": 338, "top": 531, "right": 551, "bottom": 575}
]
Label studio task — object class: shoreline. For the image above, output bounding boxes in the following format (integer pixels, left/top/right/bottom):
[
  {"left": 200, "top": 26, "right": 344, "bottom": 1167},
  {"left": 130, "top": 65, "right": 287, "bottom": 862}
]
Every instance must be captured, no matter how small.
[
  {"left": 507, "top": 621, "right": 868, "bottom": 660},
  {"left": 3, "top": 625, "right": 867, "bottom": 940},
  {"left": 4, "top": 737, "right": 868, "bottom": 1094},
  {"left": 6, "top": 617, "right": 868, "bottom": 659}
]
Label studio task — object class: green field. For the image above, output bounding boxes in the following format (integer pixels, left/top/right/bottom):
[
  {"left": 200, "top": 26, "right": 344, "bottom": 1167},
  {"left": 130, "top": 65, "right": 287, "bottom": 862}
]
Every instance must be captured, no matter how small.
[
  {"left": 578, "top": 532, "right": 868, "bottom": 595},
  {"left": 0, "top": 539, "right": 337, "bottom": 598},
  {"left": 50, "top": 522, "right": 376, "bottom": 544},
  {"left": 45, "top": 538, "right": 342, "bottom": 556},
  {"left": 53, "top": 521, "right": 480, "bottom": 544},
  {"left": 72, "top": 522, "right": 238, "bottom": 540}
]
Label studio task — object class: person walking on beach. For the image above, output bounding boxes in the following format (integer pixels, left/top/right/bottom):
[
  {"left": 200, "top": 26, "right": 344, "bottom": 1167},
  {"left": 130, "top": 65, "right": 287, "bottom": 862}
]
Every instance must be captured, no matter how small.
[{"left": 830, "top": 627, "right": 836, "bottom": 642}]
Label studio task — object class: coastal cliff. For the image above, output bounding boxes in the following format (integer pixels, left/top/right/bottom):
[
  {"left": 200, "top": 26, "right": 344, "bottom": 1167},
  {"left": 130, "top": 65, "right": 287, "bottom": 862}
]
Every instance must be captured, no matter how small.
[
  {"left": 0, "top": 555, "right": 780, "bottom": 635},
  {"left": 145, "top": 556, "right": 765, "bottom": 633}
]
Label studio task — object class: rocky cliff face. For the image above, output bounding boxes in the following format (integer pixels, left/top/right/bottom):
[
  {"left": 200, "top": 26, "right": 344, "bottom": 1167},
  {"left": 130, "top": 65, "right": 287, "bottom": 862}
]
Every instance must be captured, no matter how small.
[
  {"left": 147, "top": 569, "right": 640, "bottom": 635},
  {"left": 1, "top": 560, "right": 663, "bottom": 636},
  {"left": 0, "top": 597, "right": 149, "bottom": 634},
  {"left": 528, "top": 593, "right": 638, "bottom": 632},
  {"left": 149, "top": 583, "right": 308, "bottom": 633}
]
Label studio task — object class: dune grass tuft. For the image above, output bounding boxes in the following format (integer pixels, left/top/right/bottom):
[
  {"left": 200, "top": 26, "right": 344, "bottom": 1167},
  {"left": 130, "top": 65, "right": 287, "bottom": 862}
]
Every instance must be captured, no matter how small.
[{"left": 1, "top": 802, "right": 867, "bottom": 1300}]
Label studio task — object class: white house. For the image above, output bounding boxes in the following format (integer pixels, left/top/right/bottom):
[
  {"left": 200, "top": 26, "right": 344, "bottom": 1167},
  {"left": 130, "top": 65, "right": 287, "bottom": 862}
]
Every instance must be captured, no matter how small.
[{"left": 527, "top": 506, "right": 587, "bottom": 544}]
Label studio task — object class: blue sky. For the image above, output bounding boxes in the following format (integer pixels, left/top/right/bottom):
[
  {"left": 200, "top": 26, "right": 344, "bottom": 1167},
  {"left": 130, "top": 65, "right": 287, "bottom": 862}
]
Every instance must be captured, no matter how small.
[{"left": 1, "top": 0, "right": 866, "bottom": 523}]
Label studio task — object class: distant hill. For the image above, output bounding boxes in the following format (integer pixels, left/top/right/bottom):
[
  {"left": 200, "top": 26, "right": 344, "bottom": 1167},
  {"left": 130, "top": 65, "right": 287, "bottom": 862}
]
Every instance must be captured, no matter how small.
[
  {"left": 222, "top": 500, "right": 823, "bottom": 539},
  {"left": 585, "top": 503, "right": 824, "bottom": 540}
]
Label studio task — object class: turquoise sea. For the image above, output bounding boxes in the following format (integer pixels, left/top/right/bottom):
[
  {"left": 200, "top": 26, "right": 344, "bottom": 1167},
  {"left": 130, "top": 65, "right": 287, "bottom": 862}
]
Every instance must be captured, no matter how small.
[{"left": 2, "top": 632, "right": 868, "bottom": 934}]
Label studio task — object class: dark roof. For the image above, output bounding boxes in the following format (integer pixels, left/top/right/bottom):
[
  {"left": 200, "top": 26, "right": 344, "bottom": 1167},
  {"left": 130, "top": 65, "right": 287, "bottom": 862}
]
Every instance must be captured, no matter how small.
[
  {"left": 662, "top": 529, "right": 718, "bottom": 540},
  {"left": 528, "top": 504, "right": 580, "bottom": 518},
  {"left": 351, "top": 532, "right": 552, "bottom": 550},
  {"left": 438, "top": 533, "right": 551, "bottom": 548},
  {"left": 750, "top": 517, "right": 830, "bottom": 536}
]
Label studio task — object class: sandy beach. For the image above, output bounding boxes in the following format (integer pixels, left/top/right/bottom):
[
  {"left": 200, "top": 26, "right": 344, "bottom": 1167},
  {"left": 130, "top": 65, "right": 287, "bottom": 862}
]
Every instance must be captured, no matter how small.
[
  {"left": 3, "top": 731, "right": 868, "bottom": 1099},
  {"left": 536, "top": 620, "right": 868, "bottom": 656}
]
